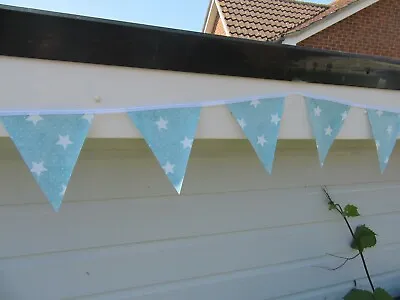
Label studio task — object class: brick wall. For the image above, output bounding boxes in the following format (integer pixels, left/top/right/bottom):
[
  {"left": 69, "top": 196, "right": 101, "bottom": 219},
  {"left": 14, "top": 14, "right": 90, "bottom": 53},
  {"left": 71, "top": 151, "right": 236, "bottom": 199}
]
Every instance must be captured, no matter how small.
[
  {"left": 299, "top": 0, "right": 400, "bottom": 59},
  {"left": 212, "top": 16, "right": 227, "bottom": 36}
]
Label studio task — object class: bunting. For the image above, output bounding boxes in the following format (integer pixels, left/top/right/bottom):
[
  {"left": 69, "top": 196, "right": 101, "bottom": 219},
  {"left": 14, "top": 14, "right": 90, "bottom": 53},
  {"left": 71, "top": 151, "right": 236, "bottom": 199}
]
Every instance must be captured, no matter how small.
[
  {"left": 0, "top": 114, "right": 93, "bottom": 211},
  {"left": 0, "top": 94, "right": 398, "bottom": 211},
  {"left": 228, "top": 98, "right": 284, "bottom": 173},
  {"left": 127, "top": 107, "right": 200, "bottom": 193},
  {"left": 305, "top": 98, "right": 350, "bottom": 166},
  {"left": 367, "top": 109, "right": 399, "bottom": 172}
]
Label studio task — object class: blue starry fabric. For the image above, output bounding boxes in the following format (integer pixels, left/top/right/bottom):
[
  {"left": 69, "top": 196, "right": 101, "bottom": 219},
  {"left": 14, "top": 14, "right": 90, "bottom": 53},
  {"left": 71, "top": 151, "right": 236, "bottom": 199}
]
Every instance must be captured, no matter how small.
[
  {"left": 367, "top": 109, "right": 399, "bottom": 173},
  {"left": 0, "top": 114, "right": 93, "bottom": 211},
  {"left": 228, "top": 98, "right": 284, "bottom": 173},
  {"left": 397, "top": 113, "right": 400, "bottom": 135},
  {"left": 305, "top": 98, "right": 350, "bottom": 166},
  {"left": 128, "top": 107, "right": 200, "bottom": 193}
]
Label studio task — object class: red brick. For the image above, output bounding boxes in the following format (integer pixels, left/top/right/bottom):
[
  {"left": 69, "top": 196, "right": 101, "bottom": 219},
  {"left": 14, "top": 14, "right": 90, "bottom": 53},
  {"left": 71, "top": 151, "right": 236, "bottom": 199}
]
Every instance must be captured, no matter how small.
[
  {"left": 212, "top": 16, "right": 227, "bottom": 36},
  {"left": 299, "top": 0, "right": 400, "bottom": 59}
]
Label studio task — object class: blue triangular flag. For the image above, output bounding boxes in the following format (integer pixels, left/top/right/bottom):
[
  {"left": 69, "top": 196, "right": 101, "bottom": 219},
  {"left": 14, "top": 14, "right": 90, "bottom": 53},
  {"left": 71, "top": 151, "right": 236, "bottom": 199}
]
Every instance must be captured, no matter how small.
[
  {"left": 228, "top": 98, "right": 284, "bottom": 173},
  {"left": 305, "top": 98, "right": 350, "bottom": 166},
  {"left": 397, "top": 113, "right": 400, "bottom": 135},
  {"left": 1, "top": 114, "right": 93, "bottom": 211},
  {"left": 128, "top": 107, "right": 200, "bottom": 193},
  {"left": 367, "top": 109, "right": 399, "bottom": 173}
]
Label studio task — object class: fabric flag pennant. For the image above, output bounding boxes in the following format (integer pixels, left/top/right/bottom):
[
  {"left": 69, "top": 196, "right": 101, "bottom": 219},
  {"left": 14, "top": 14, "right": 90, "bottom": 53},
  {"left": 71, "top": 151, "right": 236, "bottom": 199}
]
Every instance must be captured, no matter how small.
[
  {"left": 305, "top": 98, "right": 350, "bottom": 166},
  {"left": 127, "top": 107, "right": 201, "bottom": 193},
  {"left": 1, "top": 114, "right": 93, "bottom": 211},
  {"left": 228, "top": 97, "right": 284, "bottom": 173},
  {"left": 367, "top": 109, "right": 399, "bottom": 173},
  {"left": 396, "top": 113, "right": 400, "bottom": 140}
]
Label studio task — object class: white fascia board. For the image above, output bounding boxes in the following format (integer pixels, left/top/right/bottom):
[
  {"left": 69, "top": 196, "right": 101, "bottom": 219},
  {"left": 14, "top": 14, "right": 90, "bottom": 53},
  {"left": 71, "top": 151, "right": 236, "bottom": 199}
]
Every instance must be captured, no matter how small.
[{"left": 1, "top": 56, "right": 399, "bottom": 140}]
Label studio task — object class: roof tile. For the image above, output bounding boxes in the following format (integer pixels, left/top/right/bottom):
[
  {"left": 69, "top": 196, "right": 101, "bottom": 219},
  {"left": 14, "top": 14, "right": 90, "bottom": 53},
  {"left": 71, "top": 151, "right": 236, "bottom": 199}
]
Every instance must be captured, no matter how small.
[
  {"left": 218, "top": 0, "right": 329, "bottom": 41},
  {"left": 289, "top": 0, "right": 359, "bottom": 33}
]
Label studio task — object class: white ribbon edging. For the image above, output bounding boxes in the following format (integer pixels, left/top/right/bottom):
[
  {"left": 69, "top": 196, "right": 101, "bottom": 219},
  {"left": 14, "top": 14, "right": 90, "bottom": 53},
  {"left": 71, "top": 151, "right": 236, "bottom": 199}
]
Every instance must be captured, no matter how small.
[{"left": 0, "top": 92, "right": 399, "bottom": 116}]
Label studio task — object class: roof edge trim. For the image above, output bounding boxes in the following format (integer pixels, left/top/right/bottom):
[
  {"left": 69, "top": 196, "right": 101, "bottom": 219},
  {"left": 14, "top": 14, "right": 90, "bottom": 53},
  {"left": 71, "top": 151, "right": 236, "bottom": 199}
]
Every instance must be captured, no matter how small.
[
  {"left": 1, "top": 4, "right": 400, "bottom": 91},
  {"left": 202, "top": 0, "right": 216, "bottom": 33}
]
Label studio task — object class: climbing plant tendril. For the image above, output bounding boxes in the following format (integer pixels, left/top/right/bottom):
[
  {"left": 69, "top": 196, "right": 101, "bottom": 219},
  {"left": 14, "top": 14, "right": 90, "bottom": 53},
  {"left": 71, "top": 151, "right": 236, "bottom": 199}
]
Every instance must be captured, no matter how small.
[{"left": 321, "top": 186, "right": 393, "bottom": 300}]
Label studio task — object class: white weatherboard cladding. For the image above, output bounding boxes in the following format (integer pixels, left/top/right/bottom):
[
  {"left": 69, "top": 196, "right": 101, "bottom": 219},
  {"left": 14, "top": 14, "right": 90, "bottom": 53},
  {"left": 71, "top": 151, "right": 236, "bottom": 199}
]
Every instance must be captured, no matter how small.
[
  {"left": 1, "top": 55, "right": 400, "bottom": 139},
  {"left": 0, "top": 138, "right": 399, "bottom": 299}
]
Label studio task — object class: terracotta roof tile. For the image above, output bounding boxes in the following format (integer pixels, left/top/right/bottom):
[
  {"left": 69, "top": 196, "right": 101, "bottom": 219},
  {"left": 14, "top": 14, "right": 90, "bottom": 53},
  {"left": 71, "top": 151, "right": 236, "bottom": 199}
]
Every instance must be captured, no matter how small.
[
  {"left": 218, "top": 0, "right": 329, "bottom": 41},
  {"left": 289, "top": 0, "right": 360, "bottom": 33}
]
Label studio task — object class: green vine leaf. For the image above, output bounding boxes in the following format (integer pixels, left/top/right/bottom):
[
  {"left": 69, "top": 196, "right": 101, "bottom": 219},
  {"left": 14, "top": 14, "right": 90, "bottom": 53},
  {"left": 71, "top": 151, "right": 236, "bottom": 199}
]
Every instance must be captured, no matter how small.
[
  {"left": 343, "top": 288, "right": 392, "bottom": 300},
  {"left": 373, "top": 288, "right": 393, "bottom": 300},
  {"left": 351, "top": 225, "right": 377, "bottom": 252},
  {"left": 328, "top": 202, "right": 336, "bottom": 210},
  {"left": 343, "top": 204, "right": 360, "bottom": 217},
  {"left": 344, "top": 289, "right": 374, "bottom": 300}
]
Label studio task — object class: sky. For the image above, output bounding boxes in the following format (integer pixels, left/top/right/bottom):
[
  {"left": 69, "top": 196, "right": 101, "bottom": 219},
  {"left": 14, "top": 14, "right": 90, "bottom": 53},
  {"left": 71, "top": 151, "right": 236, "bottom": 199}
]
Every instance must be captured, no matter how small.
[{"left": 1, "top": 0, "right": 333, "bottom": 32}]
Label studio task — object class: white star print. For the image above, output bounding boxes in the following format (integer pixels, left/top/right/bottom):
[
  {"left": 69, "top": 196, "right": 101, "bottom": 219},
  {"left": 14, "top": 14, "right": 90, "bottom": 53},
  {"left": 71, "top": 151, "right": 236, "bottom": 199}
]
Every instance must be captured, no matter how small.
[
  {"left": 82, "top": 114, "right": 94, "bottom": 124},
  {"left": 376, "top": 110, "right": 383, "bottom": 117},
  {"left": 384, "top": 157, "right": 389, "bottom": 164},
  {"left": 376, "top": 140, "right": 380, "bottom": 150},
  {"left": 314, "top": 106, "right": 322, "bottom": 117},
  {"left": 237, "top": 118, "right": 246, "bottom": 129},
  {"left": 162, "top": 161, "right": 175, "bottom": 175},
  {"left": 250, "top": 100, "right": 261, "bottom": 108},
  {"left": 386, "top": 125, "right": 393, "bottom": 135},
  {"left": 270, "top": 113, "right": 281, "bottom": 125},
  {"left": 60, "top": 184, "right": 67, "bottom": 197},
  {"left": 341, "top": 110, "right": 348, "bottom": 121},
  {"left": 181, "top": 136, "right": 193, "bottom": 149},
  {"left": 30, "top": 161, "right": 47, "bottom": 176},
  {"left": 155, "top": 117, "right": 168, "bottom": 131},
  {"left": 324, "top": 125, "right": 333, "bottom": 136},
  {"left": 257, "top": 135, "right": 267, "bottom": 147},
  {"left": 56, "top": 135, "right": 73, "bottom": 150},
  {"left": 26, "top": 115, "right": 43, "bottom": 126}
]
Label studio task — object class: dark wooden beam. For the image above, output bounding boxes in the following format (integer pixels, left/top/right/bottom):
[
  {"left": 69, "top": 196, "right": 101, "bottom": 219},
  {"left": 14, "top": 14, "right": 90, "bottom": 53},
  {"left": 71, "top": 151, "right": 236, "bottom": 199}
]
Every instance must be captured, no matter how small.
[{"left": 1, "top": 5, "right": 400, "bottom": 90}]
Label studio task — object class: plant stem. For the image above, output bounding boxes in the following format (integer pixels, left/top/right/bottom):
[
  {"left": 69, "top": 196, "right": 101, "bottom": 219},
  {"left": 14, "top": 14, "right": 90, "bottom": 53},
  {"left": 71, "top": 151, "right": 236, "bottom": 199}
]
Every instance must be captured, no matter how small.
[
  {"left": 335, "top": 204, "right": 375, "bottom": 292},
  {"left": 322, "top": 187, "right": 375, "bottom": 292}
]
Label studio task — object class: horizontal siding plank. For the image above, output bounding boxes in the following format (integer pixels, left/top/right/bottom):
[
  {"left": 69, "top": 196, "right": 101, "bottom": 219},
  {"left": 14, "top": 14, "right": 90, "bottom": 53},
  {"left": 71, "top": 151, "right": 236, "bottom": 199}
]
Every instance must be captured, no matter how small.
[
  {"left": 276, "top": 270, "right": 400, "bottom": 300},
  {"left": 0, "top": 187, "right": 400, "bottom": 257},
  {"left": 75, "top": 270, "right": 400, "bottom": 300},
  {"left": 0, "top": 215, "right": 399, "bottom": 299},
  {"left": 2, "top": 244, "right": 398, "bottom": 300}
]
